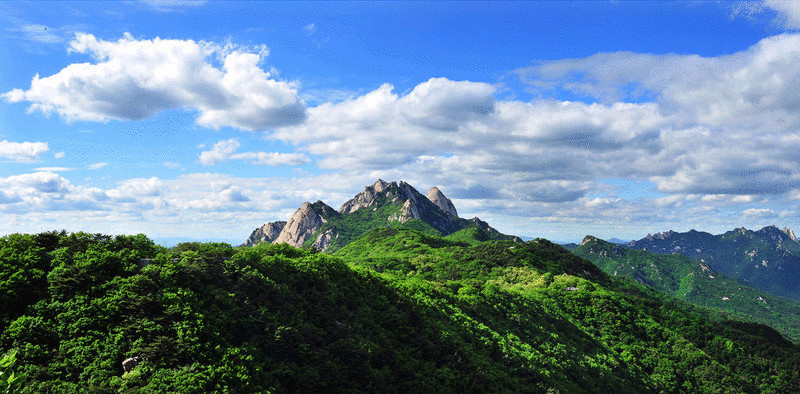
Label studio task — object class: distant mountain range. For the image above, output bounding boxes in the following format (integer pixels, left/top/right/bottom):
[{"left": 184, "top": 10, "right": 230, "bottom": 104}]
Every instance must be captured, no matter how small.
[
  {"left": 625, "top": 226, "right": 800, "bottom": 301},
  {"left": 574, "top": 236, "right": 800, "bottom": 341},
  {"left": 243, "top": 179, "right": 519, "bottom": 251}
]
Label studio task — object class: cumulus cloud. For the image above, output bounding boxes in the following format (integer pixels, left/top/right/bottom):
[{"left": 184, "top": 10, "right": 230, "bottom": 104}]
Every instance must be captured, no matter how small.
[
  {"left": 517, "top": 34, "right": 800, "bottom": 130},
  {"left": 0, "top": 140, "right": 49, "bottom": 162},
  {"left": 6, "top": 172, "right": 71, "bottom": 194},
  {"left": 508, "top": 33, "right": 800, "bottom": 197},
  {"left": 199, "top": 139, "right": 309, "bottom": 166},
  {"left": 3, "top": 33, "right": 305, "bottom": 131},
  {"left": 272, "top": 77, "right": 665, "bottom": 204},
  {"left": 275, "top": 78, "right": 499, "bottom": 168},
  {"left": 743, "top": 208, "right": 775, "bottom": 217}
]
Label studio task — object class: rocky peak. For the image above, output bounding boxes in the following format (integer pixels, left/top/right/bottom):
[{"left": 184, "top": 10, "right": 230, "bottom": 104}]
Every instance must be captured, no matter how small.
[
  {"left": 782, "top": 227, "right": 798, "bottom": 242},
  {"left": 646, "top": 230, "right": 675, "bottom": 241},
  {"left": 580, "top": 235, "right": 600, "bottom": 247},
  {"left": 756, "top": 225, "right": 800, "bottom": 246},
  {"left": 243, "top": 221, "right": 286, "bottom": 246},
  {"left": 274, "top": 201, "right": 336, "bottom": 247},
  {"left": 340, "top": 179, "right": 399, "bottom": 214},
  {"left": 466, "top": 217, "right": 522, "bottom": 242},
  {"left": 371, "top": 178, "right": 390, "bottom": 193},
  {"left": 426, "top": 187, "right": 458, "bottom": 217},
  {"left": 337, "top": 179, "right": 461, "bottom": 234}
]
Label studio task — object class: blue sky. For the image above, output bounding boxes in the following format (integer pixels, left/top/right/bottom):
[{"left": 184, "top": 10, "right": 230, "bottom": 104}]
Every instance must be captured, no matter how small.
[{"left": 2, "top": 1, "right": 800, "bottom": 244}]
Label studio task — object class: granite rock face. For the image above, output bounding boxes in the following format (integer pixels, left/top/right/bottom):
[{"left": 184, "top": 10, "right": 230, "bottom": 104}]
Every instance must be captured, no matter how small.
[
  {"left": 273, "top": 201, "right": 337, "bottom": 247},
  {"left": 426, "top": 186, "right": 458, "bottom": 217},
  {"left": 243, "top": 221, "right": 286, "bottom": 246},
  {"left": 339, "top": 179, "right": 392, "bottom": 214}
]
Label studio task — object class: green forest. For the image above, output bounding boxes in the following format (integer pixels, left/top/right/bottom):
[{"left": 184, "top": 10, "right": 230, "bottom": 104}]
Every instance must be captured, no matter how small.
[{"left": 2, "top": 229, "right": 800, "bottom": 392}]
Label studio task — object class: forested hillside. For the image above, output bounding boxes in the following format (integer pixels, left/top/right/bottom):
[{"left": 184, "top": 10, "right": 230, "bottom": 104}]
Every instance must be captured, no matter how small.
[
  {"left": 574, "top": 236, "right": 800, "bottom": 342},
  {"left": 627, "top": 226, "right": 800, "bottom": 301},
  {"left": 1, "top": 230, "right": 800, "bottom": 392}
]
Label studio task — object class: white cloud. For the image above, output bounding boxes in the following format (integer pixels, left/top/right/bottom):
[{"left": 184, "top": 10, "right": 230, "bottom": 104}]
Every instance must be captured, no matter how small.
[
  {"left": 743, "top": 208, "right": 775, "bottom": 216},
  {"left": 0, "top": 140, "right": 49, "bottom": 162},
  {"left": 54, "top": 152, "right": 66, "bottom": 159},
  {"left": 198, "top": 139, "right": 239, "bottom": 165},
  {"left": 199, "top": 139, "right": 309, "bottom": 166},
  {"left": 304, "top": 23, "right": 316, "bottom": 36},
  {"left": 4, "top": 172, "right": 71, "bottom": 194},
  {"left": 164, "top": 162, "right": 181, "bottom": 169},
  {"left": 509, "top": 33, "right": 800, "bottom": 197},
  {"left": 4, "top": 33, "right": 306, "bottom": 131},
  {"left": 108, "top": 177, "right": 162, "bottom": 199},
  {"left": 765, "top": 0, "right": 800, "bottom": 29},
  {"left": 88, "top": 162, "right": 108, "bottom": 170},
  {"left": 272, "top": 77, "right": 665, "bottom": 205}
]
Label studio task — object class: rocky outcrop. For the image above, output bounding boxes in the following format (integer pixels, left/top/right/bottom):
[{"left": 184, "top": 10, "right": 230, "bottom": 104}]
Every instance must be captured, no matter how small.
[
  {"left": 783, "top": 227, "right": 798, "bottom": 242},
  {"left": 340, "top": 179, "right": 392, "bottom": 214},
  {"left": 122, "top": 356, "right": 141, "bottom": 373},
  {"left": 467, "top": 217, "right": 522, "bottom": 243},
  {"left": 338, "top": 180, "right": 464, "bottom": 234},
  {"left": 274, "top": 201, "right": 336, "bottom": 247},
  {"left": 243, "top": 221, "right": 286, "bottom": 246},
  {"left": 311, "top": 228, "right": 337, "bottom": 251},
  {"left": 426, "top": 187, "right": 458, "bottom": 217},
  {"left": 388, "top": 198, "right": 421, "bottom": 223}
]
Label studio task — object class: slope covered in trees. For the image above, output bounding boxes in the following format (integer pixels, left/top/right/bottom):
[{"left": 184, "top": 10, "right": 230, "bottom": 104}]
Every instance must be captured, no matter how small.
[
  {"left": 627, "top": 226, "right": 800, "bottom": 301},
  {"left": 574, "top": 236, "right": 800, "bottom": 342},
  {"left": 1, "top": 230, "right": 800, "bottom": 392}
]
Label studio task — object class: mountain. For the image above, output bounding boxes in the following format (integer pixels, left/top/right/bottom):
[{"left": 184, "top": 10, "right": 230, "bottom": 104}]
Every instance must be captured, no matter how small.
[
  {"left": 574, "top": 236, "right": 800, "bottom": 341},
  {"left": 626, "top": 226, "right": 800, "bottom": 301},
  {"left": 5, "top": 230, "right": 800, "bottom": 392},
  {"left": 243, "top": 179, "right": 519, "bottom": 251}
]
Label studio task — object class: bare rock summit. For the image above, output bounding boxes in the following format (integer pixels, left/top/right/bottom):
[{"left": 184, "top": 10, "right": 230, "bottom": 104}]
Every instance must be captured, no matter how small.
[
  {"left": 243, "top": 221, "right": 286, "bottom": 246},
  {"left": 274, "top": 201, "right": 338, "bottom": 247},
  {"left": 426, "top": 186, "right": 458, "bottom": 217},
  {"left": 339, "top": 179, "right": 392, "bottom": 214}
]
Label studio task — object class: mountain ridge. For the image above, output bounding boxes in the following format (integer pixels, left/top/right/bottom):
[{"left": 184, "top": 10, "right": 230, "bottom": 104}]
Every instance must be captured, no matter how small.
[
  {"left": 243, "top": 179, "right": 518, "bottom": 251},
  {"left": 626, "top": 225, "right": 800, "bottom": 301}
]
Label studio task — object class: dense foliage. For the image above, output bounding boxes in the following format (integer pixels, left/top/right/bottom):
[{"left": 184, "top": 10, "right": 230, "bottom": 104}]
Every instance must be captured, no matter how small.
[
  {"left": 574, "top": 236, "right": 800, "bottom": 342},
  {"left": 1, "top": 229, "right": 800, "bottom": 391}
]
